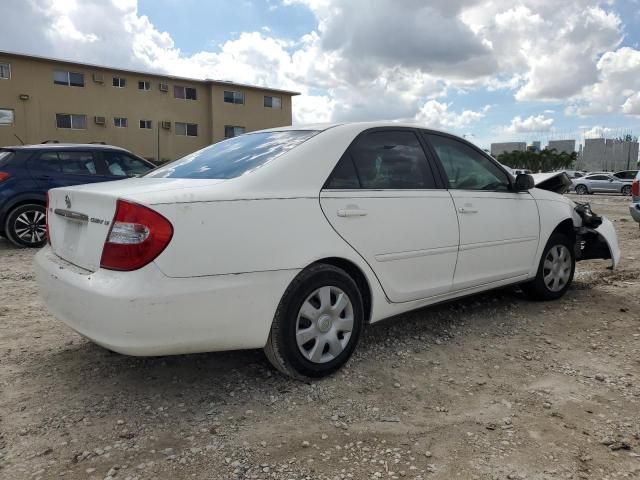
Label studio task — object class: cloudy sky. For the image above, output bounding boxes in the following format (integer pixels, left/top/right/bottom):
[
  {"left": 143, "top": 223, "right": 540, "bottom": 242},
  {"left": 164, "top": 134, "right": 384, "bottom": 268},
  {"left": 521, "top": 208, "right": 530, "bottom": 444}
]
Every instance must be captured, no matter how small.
[{"left": 1, "top": 0, "right": 639, "bottom": 148}]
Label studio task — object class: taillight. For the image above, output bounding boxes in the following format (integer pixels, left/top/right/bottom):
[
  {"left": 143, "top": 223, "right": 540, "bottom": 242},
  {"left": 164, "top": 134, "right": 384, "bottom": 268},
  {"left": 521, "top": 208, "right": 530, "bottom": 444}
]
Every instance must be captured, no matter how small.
[
  {"left": 0, "top": 171, "right": 10, "bottom": 182},
  {"left": 632, "top": 179, "right": 639, "bottom": 197},
  {"left": 45, "top": 191, "right": 51, "bottom": 245},
  {"left": 100, "top": 199, "right": 173, "bottom": 271}
]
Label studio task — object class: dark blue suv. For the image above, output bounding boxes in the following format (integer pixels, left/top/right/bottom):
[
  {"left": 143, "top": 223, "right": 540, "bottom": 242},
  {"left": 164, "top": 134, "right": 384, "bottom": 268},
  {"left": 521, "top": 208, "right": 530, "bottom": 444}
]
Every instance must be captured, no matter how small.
[{"left": 0, "top": 144, "right": 155, "bottom": 247}]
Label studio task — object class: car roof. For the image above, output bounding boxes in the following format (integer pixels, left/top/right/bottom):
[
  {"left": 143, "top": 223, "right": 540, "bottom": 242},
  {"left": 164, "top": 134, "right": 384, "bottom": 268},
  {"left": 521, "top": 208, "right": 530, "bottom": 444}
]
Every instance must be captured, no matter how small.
[
  {"left": 251, "top": 121, "right": 456, "bottom": 135},
  {"left": 1, "top": 143, "right": 130, "bottom": 151}
]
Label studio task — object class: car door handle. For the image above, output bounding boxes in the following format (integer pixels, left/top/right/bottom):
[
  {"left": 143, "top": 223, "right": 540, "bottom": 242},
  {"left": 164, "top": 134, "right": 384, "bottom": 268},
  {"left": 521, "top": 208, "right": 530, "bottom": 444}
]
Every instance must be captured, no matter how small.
[
  {"left": 337, "top": 208, "right": 368, "bottom": 217},
  {"left": 458, "top": 207, "right": 478, "bottom": 214}
]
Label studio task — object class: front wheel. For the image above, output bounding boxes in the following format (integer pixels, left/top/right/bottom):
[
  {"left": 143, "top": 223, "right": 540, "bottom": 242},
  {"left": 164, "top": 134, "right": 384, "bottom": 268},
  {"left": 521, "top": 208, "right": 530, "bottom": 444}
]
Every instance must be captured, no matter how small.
[
  {"left": 4, "top": 204, "right": 47, "bottom": 248},
  {"left": 264, "top": 264, "right": 364, "bottom": 380},
  {"left": 522, "top": 233, "right": 575, "bottom": 301},
  {"left": 575, "top": 184, "right": 588, "bottom": 195},
  {"left": 622, "top": 185, "right": 631, "bottom": 196}
]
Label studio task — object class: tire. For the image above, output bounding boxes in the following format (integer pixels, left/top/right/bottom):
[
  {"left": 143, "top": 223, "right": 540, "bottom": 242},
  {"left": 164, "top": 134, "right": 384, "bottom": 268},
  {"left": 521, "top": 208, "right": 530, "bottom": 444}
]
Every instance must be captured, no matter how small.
[
  {"left": 622, "top": 185, "right": 631, "bottom": 196},
  {"left": 4, "top": 204, "right": 47, "bottom": 248},
  {"left": 575, "top": 184, "right": 588, "bottom": 195},
  {"left": 264, "top": 264, "right": 364, "bottom": 381},
  {"left": 521, "top": 233, "right": 575, "bottom": 301}
]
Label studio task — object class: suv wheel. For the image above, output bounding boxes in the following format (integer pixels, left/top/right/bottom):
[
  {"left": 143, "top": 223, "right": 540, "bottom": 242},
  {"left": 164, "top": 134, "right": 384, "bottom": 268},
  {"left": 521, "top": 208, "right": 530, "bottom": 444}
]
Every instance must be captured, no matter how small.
[
  {"left": 4, "top": 204, "right": 47, "bottom": 248},
  {"left": 622, "top": 185, "right": 632, "bottom": 196},
  {"left": 264, "top": 264, "right": 364, "bottom": 380}
]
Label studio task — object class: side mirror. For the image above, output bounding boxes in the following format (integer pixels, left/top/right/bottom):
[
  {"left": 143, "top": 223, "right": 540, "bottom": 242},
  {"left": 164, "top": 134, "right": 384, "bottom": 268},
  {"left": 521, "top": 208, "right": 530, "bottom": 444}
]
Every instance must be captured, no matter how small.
[{"left": 514, "top": 173, "right": 535, "bottom": 191}]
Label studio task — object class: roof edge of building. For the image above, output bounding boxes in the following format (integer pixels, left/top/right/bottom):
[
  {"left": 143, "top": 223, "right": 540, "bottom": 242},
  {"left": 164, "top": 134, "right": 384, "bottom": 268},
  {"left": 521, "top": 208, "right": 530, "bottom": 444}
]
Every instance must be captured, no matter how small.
[{"left": 0, "top": 50, "right": 301, "bottom": 96}]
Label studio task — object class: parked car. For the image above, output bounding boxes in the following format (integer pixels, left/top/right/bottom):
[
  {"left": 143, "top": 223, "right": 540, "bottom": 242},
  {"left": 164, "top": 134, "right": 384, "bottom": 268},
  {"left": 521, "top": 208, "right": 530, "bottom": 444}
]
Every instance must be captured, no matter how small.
[
  {"left": 560, "top": 170, "right": 585, "bottom": 179},
  {"left": 0, "top": 144, "right": 154, "bottom": 247},
  {"left": 613, "top": 170, "right": 639, "bottom": 181},
  {"left": 34, "top": 123, "right": 620, "bottom": 380},
  {"left": 630, "top": 170, "right": 640, "bottom": 224},
  {"left": 572, "top": 173, "right": 632, "bottom": 196}
]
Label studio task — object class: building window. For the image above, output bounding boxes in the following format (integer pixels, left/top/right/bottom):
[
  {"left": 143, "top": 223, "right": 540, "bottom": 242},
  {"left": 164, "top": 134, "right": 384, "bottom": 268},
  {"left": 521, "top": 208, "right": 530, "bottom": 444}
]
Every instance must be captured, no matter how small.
[
  {"left": 264, "top": 96, "right": 282, "bottom": 109},
  {"left": 0, "top": 63, "right": 10, "bottom": 79},
  {"left": 224, "top": 125, "right": 246, "bottom": 138},
  {"left": 176, "top": 122, "right": 198, "bottom": 137},
  {"left": 113, "top": 117, "right": 128, "bottom": 128},
  {"left": 138, "top": 80, "right": 151, "bottom": 91},
  {"left": 54, "top": 70, "right": 85, "bottom": 87},
  {"left": 174, "top": 86, "right": 197, "bottom": 100},
  {"left": 113, "top": 77, "right": 126, "bottom": 88},
  {"left": 224, "top": 91, "right": 244, "bottom": 104},
  {"left": 0, "top": 108, "right": 14, "bottom": 125},
  {"left": 56, "top": 113, "right": 87, "bottom": 129},
  {"left": 139, "top": 120, "right": 152, "bottom": 129}
]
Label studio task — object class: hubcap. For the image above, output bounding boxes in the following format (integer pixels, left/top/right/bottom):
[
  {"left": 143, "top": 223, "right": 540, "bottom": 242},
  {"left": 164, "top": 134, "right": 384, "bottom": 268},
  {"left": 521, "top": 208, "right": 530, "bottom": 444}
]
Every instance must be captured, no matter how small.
[
  {"left": 14, "top": 209, "right": 46, "bottom": 244},
  {"left": 296, "top": 286, "right": 354, "bottom": 364},
  {"left": 543, "top": 245, "right": 572, "bottom": 292}
]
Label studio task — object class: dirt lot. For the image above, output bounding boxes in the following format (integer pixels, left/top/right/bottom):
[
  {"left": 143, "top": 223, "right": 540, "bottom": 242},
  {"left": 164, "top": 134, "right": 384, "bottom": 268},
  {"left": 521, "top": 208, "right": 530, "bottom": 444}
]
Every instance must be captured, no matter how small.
[{"left": 1, "top": 194, "right": 639, "bottom": 480}]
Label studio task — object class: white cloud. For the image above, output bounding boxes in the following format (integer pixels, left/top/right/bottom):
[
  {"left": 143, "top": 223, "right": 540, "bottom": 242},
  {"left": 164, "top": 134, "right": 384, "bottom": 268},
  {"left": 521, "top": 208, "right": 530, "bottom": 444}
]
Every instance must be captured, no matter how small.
[
  {"left": 414, "top": 100, "right": 488, "bottom": 130},
  {"left": 583, "top": 126, "right": 614, "bottom": 138},
  {"left": 505, "top": 115, "right": 554, "bottom": 133}
]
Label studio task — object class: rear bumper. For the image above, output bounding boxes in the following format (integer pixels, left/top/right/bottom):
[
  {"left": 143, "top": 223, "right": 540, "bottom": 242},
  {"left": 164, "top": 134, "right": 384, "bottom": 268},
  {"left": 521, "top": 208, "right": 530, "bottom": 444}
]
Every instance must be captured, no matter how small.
[
  {"left": 34, "top": 246, "right": 298, "bottom": 356},
  {"left": 630, "top": 203, "right": 640, "bottom": 223}
]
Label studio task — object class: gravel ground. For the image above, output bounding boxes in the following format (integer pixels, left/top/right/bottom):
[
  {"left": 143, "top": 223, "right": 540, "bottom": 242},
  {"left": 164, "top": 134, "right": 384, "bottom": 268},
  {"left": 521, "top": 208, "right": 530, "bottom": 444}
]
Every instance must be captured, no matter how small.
[{"left": 1, "top": 193, "right": 639, "bottom": 480}]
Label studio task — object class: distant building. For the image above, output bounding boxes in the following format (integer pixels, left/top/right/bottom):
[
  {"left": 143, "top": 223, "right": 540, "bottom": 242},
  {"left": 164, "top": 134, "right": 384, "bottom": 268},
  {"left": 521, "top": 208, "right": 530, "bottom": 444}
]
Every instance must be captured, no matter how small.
[
  {"left": 529, "top": 141, "right": 541, "bottom": 152},
  {"left": 577, "top": 138, "right": 639, "bottom": 171},
  {"left": 548, "top": 139, "right": 575, "bottom": 154},
  {"left": 0, "top": 51, "right": 299, "bottom": 162},
  {"left": 490, "top": 142, "right": 526, "bottom": 157}
]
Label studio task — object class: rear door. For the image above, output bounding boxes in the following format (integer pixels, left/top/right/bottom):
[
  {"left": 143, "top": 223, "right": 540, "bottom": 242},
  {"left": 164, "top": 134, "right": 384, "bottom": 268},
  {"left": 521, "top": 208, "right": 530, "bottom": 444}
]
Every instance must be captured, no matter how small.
[
  {"left": 28, "top": 150, "right": 103, "bottom": 189},
  {"left": 320, "top": 128, "right": 459, "bottom": 302},
  {"left": 423, "top": 132, "right": 539, "bottom": 291}
]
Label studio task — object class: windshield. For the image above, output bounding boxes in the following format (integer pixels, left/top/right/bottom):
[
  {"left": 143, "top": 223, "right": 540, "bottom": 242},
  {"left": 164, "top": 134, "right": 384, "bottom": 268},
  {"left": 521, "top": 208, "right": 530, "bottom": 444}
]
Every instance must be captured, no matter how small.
[{"left": 146, "top": 130, "right": 318, "bottom": 179}]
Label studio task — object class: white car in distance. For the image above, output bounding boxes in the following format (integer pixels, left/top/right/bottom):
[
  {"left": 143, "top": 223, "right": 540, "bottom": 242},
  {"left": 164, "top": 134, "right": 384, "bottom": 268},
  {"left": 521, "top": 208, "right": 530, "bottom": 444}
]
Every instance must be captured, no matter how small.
[{"left": 35, "top": 123, "right": 620, "bottom": 380}]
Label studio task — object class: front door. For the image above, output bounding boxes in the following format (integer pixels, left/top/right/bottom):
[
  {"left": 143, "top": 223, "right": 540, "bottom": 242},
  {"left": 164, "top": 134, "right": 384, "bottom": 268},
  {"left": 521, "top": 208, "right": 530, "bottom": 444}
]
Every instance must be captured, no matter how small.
[
  {"left": 320, "top": 129, "right": 459, "bottom": 303},
  {"left": 424, "top": 133, "right": 540, "bottom": 291}
]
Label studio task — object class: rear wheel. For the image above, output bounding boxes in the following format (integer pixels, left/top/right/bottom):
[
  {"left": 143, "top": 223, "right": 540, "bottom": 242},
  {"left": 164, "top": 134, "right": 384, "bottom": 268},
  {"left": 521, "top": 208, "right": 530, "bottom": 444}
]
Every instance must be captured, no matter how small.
[
  {"left": 575, "top": 184, "right": 588, "bottom": 195},
  {"left": 522, "top": 233, "right": 575, "bottom": 301},
  {"left": 622, "top": 185, "right": 632, "bottom": 196},
  {"left": 264, "top": 264, "right": 364, "bottom": 380},
  {"left": 4, "top": 204, "right": 47, "bottom": 248}
]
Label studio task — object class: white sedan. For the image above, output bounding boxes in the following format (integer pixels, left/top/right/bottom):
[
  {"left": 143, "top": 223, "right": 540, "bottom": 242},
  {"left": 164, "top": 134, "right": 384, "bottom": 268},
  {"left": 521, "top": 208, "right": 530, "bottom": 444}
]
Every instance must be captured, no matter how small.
[{"left": 35, "top": 123, "right": 620, "bottom": 380}]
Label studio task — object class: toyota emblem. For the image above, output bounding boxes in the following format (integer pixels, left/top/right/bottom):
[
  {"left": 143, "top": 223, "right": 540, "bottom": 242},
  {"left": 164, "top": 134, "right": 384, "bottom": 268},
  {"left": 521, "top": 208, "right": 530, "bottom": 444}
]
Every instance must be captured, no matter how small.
[{"left": 65, "top": 194, "right": 71, "bottom": 209}]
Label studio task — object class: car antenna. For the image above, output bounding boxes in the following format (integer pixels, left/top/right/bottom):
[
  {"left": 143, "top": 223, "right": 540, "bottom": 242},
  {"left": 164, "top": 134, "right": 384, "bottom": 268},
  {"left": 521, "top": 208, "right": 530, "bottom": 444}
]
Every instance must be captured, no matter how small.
[{"left": 13, "top": 134, "right": 25, "bottom": 145}]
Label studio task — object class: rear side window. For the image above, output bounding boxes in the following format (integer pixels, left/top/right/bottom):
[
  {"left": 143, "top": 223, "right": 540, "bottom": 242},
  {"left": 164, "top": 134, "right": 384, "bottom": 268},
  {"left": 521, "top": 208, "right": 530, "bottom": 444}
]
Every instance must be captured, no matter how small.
[
  {"left": 102, "top": 151, "right": 152, "bottom": 177},
  {"left": 324, "top": 154, "right": 360, "bottom": 189},
  {"left": 347, "top": 130, "right": 435, "bottom": 189},
  {"left": 35, "top": 151, "right": 97, "bottom": 175},
  {"left": 147, "top": 130, "right": 318, "bottom": 179},
  {"left": 0, "top": 150, "right": 15, "bottom": 168}
]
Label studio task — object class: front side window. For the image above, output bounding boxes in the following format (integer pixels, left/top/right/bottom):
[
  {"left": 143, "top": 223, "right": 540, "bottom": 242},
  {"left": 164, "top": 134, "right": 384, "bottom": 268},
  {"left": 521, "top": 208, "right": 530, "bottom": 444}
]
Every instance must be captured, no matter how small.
[
  {"left": 348, "top": 130, "right": 435, "bottom": 189},
  {"left": 102, "top": 151, "right": 152, "bottom": 177},
  {"left": 56, "top": 113, "right": 87, "bottom": 129},
  {"left": 264, "top": 96, "right": 282, "bottom": 109},
  {"left": 175, "top": 122, "right": 198, "bottom": 137},
  {"left": 224, "top": 90, "right": 244, "bottom": 104},
  {"left": 138, "top": 80, "right": 151, "bottom": 91},
  {"left": 113, "top": 77, "right": 126, "bottom": 88},
  {"left": 54, "top": 70, "right": 84, "bottom": 87},
  {"left": 224, "top": 125, "right": 245, "bottom": 138},
  {"left": 587, "top": 175, "right": 610, "bottom": 181},
  {"left": 113, "top": 117, "right": 128, "bottom": 128},
  {"left": 426, "top": 134, "right": 510, "bottom": 191},
  {"left": 0, "top": 108, "right": 14, "bottom": 125},
  {"left": 0, "top": 62, "right": 10, "bottom": 79},
  {"left": 37, "top": 151, "right": 96, "bottom": 175},
  {"left": 147, "top": 130, "right": 318, "bottom": 180}
]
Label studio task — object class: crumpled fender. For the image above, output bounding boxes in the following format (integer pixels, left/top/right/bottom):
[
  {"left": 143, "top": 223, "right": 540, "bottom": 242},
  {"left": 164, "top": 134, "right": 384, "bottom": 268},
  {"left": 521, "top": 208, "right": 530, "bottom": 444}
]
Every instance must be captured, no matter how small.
[{"left": 585, "top": 217, "right": 621, "bottom": 269}]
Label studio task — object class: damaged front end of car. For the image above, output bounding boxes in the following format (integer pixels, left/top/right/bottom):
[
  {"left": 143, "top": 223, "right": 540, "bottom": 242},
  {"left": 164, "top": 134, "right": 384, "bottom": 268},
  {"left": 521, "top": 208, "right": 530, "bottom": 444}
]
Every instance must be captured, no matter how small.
[{"left": 573, "top": 202, "right": 621, "bottom": 268}]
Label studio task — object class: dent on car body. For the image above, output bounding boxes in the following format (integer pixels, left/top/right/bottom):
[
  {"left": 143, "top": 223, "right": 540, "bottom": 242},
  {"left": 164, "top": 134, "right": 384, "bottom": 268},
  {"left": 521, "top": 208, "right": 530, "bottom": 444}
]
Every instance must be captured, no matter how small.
[{"left": 574, "top": 203, "right": 620, "bottom": 269}]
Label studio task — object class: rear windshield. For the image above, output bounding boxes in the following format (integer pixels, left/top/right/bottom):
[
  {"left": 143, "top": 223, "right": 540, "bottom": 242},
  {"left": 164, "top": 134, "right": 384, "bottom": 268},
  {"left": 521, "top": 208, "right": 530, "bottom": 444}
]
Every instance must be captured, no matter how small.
[
  {"left": 0, "top": 150, "right": 15, "bottom": 168},
  {"left": 146, "top": 130, "right": 318, "bottom": 179}
]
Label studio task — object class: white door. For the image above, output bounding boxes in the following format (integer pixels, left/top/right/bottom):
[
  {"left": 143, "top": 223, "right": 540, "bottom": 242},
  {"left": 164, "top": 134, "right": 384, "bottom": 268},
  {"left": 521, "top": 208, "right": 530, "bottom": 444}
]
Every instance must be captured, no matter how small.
[
  {"left": 320, "top": 129, "right": 459, "bottom": 303},
  {"left": 424, "top": 133, "right": 540, "bottom": 291}
]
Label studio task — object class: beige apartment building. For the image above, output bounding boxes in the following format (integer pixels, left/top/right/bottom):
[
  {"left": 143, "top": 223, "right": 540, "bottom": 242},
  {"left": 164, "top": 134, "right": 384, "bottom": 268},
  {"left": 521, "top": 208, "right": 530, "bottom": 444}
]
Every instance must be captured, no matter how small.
[{"left": 0, "top": 51, "right": 298, "bottom": 162}]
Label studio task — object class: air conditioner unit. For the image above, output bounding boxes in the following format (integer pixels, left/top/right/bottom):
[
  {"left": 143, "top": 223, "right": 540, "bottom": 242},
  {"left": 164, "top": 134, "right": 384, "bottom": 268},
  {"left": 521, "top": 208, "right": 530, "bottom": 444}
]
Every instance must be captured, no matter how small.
[
  {"left": 92, "top": 73, "right": 104, "bottom": 83},
  {"left": 94, "top": 116, "right": 106, "bottom": 125},
  {"left": 161, "top": 121, "right": 171, "bottom": 129},
  {"left": 159, "top": 83, "right": 169, "bottom": 92}
]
